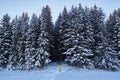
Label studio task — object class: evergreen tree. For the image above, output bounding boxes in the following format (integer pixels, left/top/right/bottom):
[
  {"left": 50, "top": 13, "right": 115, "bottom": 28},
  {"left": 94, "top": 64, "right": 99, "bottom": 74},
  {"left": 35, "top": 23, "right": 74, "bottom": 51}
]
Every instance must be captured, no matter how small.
[
  {"left": 67, "top": 5, "right": 79, "bottom": 47},
  {"left": 0, "top": 22, "right": 4, "bottom": 63},
  {"left": 105, "top": 8, "right": 120, "bottom": 63},
  {"left": 63, "top": 5, "right": 94, "bottom": 68},
  {"left": 112, "top": 11, "right": 120, "bottom": 54},
  {"left": 17, "top": 12, "right": 29, "bottom": 70},
  {"left": 83, "top": 7, "right": 94, "bottom": 49},
  {"left": 0, "top": 19, "right": 4, "bottom": 68},
  {"left": 8, "top": 16, "right": 19, "bottom": 70},
  {"left": 0, "top": 14, "right": 12, "bottom": 68},
  {"left": 89, "top": 5, "right": 106, "bottom": 69},
  {"left": 55, "top": 7, "right": 70, "bottom": 61},
  {"left": 35, "top": 5, "right": 53, "bottom": 68},
  {"left": 25, "top": 14, "right": 40, "bottom": 70},
  {"left": 105, "top": 10, "right": 117, "bottom": 49},
  {"left": 64, "top": 46, "right": 94, "bottom": 69},
  {"left": 99, "top": 40, "right": 120, "bottom": 71},
  {"left": 54, "top": 13, "right": 63, "bottom": 61},
  {"left": 77, "top": 4, "right": 85, "bottom": 47}
]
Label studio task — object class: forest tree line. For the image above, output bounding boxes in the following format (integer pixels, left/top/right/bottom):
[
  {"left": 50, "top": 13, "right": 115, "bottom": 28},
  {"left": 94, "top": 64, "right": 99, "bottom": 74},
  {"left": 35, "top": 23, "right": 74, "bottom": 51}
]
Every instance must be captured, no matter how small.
[{"left": 0, "top": 4, "right": 120, "bottom": 71}]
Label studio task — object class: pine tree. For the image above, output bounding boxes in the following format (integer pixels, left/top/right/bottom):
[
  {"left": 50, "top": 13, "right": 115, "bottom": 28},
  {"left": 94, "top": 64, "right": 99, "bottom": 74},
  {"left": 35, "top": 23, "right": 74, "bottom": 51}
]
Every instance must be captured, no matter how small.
[
  {"left": 77, "top": 4, "right": 85, "bottom": 47},
  {"left": 63, "top": 5, "right": 94, "bottom": 68},
  {"left": 105, "top": 10, "right": 117, "bottom": 49},
  {"left": 8, "top": 16, "right": 19, "bottom": 70},
  {"left": 83, "top": 7, "right": 94, "bottom": 49},
  {"left": 89, "top": 5, "right": 106, "bottom": 69},
  {"left": 99, "top": 40, "right": 120, "bottom": 71},
  {"left": 105, "top": 8, "right": 120, "bottom": 70},
  {"left": 0, "top": 14, "right": 12, "bottom": 68},
  {"left": 0, "top": 20, "right": 4, "bottom": 68},
  {"left": 54, "top": 13, "right": 63, "bottom": 61},
  {"left": 56, "top": 6, "right": 78, "bottom": 62},
  {"left": 67, "top": 5, "right": 79, "bottom": 47},
  {"left": 112, "top": 12, "right": 120, "bottom": 54},
  {"left": 40, "top": 5, "right": 53, "bottom": 53},
  {"left": 64, "top": 46, "right": 94, "bottom": 69},
  {"left": 55, "top": 7, "right": 70, "bottom": 61},
  {"left": 17, "top": 12, "right": 29, "bottom": 70},
  {"left": 35, "top": 5, "right": 52, "bottom": 68},
  {"left": 25, "top": 14, "right": 40, "bottom": 70}
]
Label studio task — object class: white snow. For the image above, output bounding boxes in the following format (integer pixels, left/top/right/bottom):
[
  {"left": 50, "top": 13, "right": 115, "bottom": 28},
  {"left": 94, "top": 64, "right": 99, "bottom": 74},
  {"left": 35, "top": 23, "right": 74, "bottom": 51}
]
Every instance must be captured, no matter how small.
[{"left": 0, "top": 63, "right": 120, "bottom": 80}]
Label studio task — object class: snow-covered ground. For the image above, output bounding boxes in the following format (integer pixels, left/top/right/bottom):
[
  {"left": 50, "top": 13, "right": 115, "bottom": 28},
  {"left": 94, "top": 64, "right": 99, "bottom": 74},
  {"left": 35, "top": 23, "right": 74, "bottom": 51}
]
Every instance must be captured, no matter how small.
[{"left": 0, "top": 63, "right": 120, "bottom": 80}]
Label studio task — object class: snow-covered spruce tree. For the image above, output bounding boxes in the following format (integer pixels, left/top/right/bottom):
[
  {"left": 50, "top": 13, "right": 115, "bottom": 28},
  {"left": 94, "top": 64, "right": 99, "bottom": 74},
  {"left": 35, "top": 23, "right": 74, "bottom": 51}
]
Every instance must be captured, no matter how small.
[
  {"left": 0, "top": 22, "right": 4, "bottom": 66},
  {"left": 35, "top": 5, "right": 52, "bottom": 68},
  {"left": 63, "top": 5, "right": 94, "bottom": 69},
  {"left": 0, "top": 18, "right": 4, "bottom": 68},
  {"left": 7, "top": 16, "right": 20, "bottom": 70},
  {"left": 65, "top": 4, "right": 85, "bottom": 48},
  {"left": 54, "top": 7, "right": 70, "bottom": 61},
  {"left": 0, "top": 14, "right": 12, "bottom": 68},
  {"left": 112, "top": 15, "right": 120, "bottom": 59},
  {"left": 58, "top": 6, "right": 79, "bottom": 62},
  {"left": 54, "top": 13, "right": 63, "bottom": 61},
  {"left": 97, "top": 23, "right": 120, "bottom": 71},
  {"left": 67, "top": 5, "right": 79, "bottom": 47},
  {"left": 105, "top": 9, "right": 120, "bottom": 70},
  {"left": 89, "top": 5, "right": 106, "bottom": 69},
  {"left": 83, "top": 6, "right": 94, "bottom": 49},
  {"left": 25, "top": 14, "right": 40, "bottom": 70},
  {"left": 64, "top": 46, "right": 94, "bottom": 69},
  {"left": 76, "top": 4, "right": 86, "bottom": 47},
  {"left": 99, "top": 40, "right": 120, "bottom": 71},
  {"left": 111, "top": 9, "right": 120, "bottom": 58},
  {"left": 89, "top": 6, "right": 120, "bottom": 71},
  {"left": 17, "top": 13, "right": 29, "bottom": 70},
  {"left": 105, "top": 10, "right": 118, "bottom": 50},
  {"left": 105, "top": 11, "right": 117, "bottom": 42}
]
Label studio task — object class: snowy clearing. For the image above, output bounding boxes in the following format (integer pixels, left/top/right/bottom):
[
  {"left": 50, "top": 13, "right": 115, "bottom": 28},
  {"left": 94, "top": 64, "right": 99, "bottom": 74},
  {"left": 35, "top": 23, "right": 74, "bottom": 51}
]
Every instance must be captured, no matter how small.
[{"left": 0, "top": 63, "right": 120, "bottom": 80}]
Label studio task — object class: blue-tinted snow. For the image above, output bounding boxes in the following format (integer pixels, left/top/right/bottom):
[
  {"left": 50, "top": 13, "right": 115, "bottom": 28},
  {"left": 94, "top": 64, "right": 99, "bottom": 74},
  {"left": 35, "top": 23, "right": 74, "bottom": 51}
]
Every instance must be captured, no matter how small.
[{"left": 0, "top": 63, "right": 120, "bottom": 80}]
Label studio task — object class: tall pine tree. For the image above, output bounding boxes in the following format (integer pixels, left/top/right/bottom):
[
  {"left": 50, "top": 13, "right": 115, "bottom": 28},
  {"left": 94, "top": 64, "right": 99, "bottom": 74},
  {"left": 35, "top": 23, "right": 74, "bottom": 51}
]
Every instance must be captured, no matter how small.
[
  {"left": 0, "top": 14, "right": 12, "bottom": 68},
  {"left": 35, "top": 5, "right": 53, "bottom": 68}
]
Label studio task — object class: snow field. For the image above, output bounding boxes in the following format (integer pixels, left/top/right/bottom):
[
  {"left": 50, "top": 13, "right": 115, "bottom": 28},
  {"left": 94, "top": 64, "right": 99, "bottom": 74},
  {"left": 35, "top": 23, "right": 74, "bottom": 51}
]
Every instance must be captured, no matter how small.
[{"left": 0, "top": 63, "right": 120, "bottom": 80}]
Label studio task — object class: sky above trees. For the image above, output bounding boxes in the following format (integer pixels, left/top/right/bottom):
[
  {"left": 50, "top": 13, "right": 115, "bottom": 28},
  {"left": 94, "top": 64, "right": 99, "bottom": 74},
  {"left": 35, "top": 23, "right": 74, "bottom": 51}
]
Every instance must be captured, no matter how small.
[{"left": 0, "top": 0, "right": 120, "bottom": 22}]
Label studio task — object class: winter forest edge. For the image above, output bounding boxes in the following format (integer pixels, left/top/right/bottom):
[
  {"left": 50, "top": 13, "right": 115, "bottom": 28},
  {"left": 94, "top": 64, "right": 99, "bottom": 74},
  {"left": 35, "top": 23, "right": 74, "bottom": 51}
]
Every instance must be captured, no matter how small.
[{"left": 0, "top": 4, "right": 120, "bottom": 71}]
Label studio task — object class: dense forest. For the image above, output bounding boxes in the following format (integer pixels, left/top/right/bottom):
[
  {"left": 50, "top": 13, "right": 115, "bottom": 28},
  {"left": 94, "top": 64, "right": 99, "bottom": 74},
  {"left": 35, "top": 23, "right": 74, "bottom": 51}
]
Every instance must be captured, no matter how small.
[{"left": 0, "top": 4, "right": 120, "bottom": 71}]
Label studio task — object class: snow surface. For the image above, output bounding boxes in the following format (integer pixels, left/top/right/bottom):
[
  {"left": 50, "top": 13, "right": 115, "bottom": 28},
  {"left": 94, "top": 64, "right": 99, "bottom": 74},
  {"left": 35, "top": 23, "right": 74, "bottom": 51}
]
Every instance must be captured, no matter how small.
[{"left": 0, "top": 63, "right": 120, "bottom": 80}]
